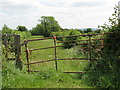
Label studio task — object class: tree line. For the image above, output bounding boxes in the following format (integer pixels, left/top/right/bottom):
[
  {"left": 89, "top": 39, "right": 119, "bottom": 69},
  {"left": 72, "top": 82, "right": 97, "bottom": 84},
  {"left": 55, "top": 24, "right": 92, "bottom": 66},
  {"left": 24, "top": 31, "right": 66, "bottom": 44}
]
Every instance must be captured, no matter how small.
[
  {"left": 29, "top": 16, "right": 101, "bottom": 37},
  {"left": 1, "top": 16, "right": 101, "bottom": 38}
]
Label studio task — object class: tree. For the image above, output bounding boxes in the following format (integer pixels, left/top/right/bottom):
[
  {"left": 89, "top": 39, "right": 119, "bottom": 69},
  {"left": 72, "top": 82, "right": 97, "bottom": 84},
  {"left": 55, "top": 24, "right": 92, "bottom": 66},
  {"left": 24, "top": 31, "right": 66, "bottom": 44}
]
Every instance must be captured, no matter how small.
[
  {"left": 17, "top": 25, "right": 28, "bottom": 32},
  {"left": 84, "top": 28, "right": 92, "bottom": 33},
  {"left": 2, "top": 24, "right": 13, "bottom": 43},
  {"left": 2, "top": 24, "right": 12, "bottom": 34},
  {"left": 79, "top": 29, "right": 83, "bottom": 33},
  {"left": 30, "top": 16, "right": 62, "bottom": 36},
  {"left": 94, "top": 29, "right": 101, "bottom": 33},
  {"left": 39, "top": 16, "right": 61, "bottom": 37},
  {"left": 30, "top": 24, "right": 43, "bottom": 35}
]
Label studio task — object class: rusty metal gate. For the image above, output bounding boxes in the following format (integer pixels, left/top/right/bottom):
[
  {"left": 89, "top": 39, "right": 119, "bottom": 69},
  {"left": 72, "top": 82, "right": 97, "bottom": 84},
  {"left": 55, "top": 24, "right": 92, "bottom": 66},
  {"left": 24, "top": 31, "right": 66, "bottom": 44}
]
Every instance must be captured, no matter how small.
[{"left": 24, "top": 32, "right": 114, "bottom": 73}]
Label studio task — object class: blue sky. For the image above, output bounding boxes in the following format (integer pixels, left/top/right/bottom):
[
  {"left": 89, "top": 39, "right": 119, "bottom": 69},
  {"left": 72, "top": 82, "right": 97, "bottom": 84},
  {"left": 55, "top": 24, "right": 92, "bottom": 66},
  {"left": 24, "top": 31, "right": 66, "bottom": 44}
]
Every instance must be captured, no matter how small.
[{"left": 0, "top": 0, "right": 119, "bottom": 30}]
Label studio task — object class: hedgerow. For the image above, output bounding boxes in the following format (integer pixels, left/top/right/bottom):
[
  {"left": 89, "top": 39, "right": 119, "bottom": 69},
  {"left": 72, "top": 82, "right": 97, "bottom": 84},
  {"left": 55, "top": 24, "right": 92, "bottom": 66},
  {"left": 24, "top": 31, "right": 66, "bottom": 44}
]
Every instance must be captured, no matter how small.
[{"left": 82, "top": 6, "right": 120, "bottom": 88}]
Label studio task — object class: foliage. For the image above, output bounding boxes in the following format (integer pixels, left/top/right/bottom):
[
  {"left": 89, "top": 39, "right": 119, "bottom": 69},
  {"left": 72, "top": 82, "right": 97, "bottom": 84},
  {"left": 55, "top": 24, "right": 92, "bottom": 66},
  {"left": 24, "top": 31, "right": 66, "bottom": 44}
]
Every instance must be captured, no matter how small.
[
  {"left": 30, "top": 16, "right": 61, "bottom": 37},
  {"left": 17, "top": 25, "right": 28, "bottom": 32},
  {"left": 2, "top": 4, "right": 120, "bottom": 88},
  {"left": 2, "top": 24, "right": 14, "bottom": 44},
  {"left": 12, "top": 30, "right": 31, "bottom": 40},
  {"left": 2, "top": 25, "right": 31, "bottom": 40},
  {"left": 94, "top": 29, "right": 101, "bottom": 33},
  {"left": 83, "top": 28, "right": 92, "bottom": 33},
  {"left": 2, "top": 24, "right": 12, "bottom": 34},
  {"left": 51, "top": 30, "right": 70, "bottom": 41},
  {"left": 30, "top": 24, "right": 43, "bottom": 35},
  {"left": 62, "top": 30, "right": 81, "bottom": 49},
  {"left": 2, "top": 36, "right": 92, "bottom": 88},
  {"left": 83, "top": 5, "right": 120, "bottom": 88},
  {"left": 51, "top": 29, "right": 82, "bottom": 49}
]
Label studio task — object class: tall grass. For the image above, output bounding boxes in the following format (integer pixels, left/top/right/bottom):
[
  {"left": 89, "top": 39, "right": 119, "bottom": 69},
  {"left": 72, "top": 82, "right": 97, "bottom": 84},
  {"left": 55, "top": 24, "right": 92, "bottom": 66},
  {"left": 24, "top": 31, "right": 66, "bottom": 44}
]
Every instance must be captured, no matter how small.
[{"left": 2, "top": 35, "right": 92, "bottom": 88}]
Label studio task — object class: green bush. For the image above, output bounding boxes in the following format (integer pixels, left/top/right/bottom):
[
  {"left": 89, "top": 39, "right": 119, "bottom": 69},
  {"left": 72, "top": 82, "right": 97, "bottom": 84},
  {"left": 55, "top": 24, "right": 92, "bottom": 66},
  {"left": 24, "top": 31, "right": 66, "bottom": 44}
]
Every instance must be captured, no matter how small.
[
  {"left": 2, "top": 25, "right": 31, "bottom": 41},
  {"left": 51, "top": 30, "right": 82, "bottom": 49},
  {"left": 62, "top": 30, "right": 81, "bottom": 49},
  {"left": 12, "top": 30, "right": 31, "bottom": 40},
  {"left": 82, "top": 6, "right": 120, "bottom": 88}
]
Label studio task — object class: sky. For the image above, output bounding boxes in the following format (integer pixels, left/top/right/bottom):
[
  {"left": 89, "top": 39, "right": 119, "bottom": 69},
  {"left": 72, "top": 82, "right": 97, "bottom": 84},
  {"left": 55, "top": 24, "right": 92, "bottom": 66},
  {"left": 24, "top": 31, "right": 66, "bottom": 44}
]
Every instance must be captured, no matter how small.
[{"left": 0, "top": 0, "right": 120, "bottom": 30}]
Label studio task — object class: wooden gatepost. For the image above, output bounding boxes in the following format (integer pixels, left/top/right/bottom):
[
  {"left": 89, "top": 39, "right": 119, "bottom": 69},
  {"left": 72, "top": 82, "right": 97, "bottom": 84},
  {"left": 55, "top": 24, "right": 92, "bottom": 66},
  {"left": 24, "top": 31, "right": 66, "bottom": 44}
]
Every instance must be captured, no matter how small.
[
  {"left": 14, "top": 35, "right": 23, "bottom": 71},
  {"left": 2, "top": 34, "right": 23, "bottom": 70}
]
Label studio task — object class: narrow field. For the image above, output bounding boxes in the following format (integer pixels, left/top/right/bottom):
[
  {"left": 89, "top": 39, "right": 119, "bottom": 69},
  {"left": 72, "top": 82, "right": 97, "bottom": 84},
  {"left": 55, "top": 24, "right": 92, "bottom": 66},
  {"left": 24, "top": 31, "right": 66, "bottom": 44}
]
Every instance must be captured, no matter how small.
[
  {"left": 2, "top": 36, "right": 93, "bottom": 88},
  {"left": 22, "top": 36, "right": 89, "bottom": 72}
]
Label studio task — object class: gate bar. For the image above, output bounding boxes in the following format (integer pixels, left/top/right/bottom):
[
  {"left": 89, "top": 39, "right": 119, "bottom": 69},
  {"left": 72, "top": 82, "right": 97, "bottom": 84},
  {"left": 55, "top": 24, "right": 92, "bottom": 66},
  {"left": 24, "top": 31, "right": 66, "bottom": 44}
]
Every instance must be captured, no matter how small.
[
  {"left": 53, "top": 35, "right": 58, "bottom": 71},
  {"left": 63, "top": 72, "right": 85, "bottom": 73},
  {"left": 26, "top": 32, "right": 114, "bottom": 42},
  {"left": 24, "top": 58, "right": 97, "bottom": 65}
]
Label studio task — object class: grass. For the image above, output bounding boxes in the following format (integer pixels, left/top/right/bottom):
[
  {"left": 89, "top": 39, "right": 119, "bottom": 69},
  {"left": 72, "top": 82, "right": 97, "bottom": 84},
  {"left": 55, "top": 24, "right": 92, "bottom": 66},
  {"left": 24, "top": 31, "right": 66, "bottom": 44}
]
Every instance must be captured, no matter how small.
[{"left": 2, "top": 35, "right": 93, "bottom": 88}]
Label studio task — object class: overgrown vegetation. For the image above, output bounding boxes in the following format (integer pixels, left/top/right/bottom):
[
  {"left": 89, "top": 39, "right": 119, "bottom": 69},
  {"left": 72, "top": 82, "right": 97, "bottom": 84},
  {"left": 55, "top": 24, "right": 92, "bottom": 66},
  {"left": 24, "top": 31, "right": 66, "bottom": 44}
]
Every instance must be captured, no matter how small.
[
  {"left": 82, "top": 6, "right": 120, "bottom": 88},
  {"left": 2, "top": 24, "right": 31, "bottom": 40},
  {"left": 2, "top": 36, "right": 91, "bottom": 88},
  {"left": 1, "top": 4, "right": 120, "bottom": 88}
]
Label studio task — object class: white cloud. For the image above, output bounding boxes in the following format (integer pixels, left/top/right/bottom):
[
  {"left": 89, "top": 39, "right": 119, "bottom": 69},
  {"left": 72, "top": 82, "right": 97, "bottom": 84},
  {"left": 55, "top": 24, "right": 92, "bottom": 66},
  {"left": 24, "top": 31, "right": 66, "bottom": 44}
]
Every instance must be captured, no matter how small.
[{"left": 0, "top": 0, "right": 120, "bottom": 30}]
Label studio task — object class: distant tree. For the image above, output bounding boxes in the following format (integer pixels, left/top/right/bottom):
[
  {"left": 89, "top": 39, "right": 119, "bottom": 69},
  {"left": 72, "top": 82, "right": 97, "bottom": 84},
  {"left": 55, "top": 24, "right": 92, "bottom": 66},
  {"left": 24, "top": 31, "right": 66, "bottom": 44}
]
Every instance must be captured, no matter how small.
[
  {"left": 30, "top": 24, "right": 43, "bottom": 35},
  {"left": 62, "top": 28, "right": 69, "bottom": 31},
  {"left": 39, "top": 16, "right": 61, "bottom": 37},
  {"left": 79, "top": 29, "right": 83, "bottom": 33},
  {"left": 2, "top": 24, "right": 13, "bottom": 42},
  {"left": 2, "top": 24, "right": 12, "bottom": 34},
  {"left": 84, "top": 28, "right": 92, "bottom": 33},
  {"left": 17, "top": 25, "right": 28, "bottom": 32},
  {"left": 94, "top": 29, "right": 101, "bottom": 33},
  {"left": 29, "top": 27, "right": 38, "bottom": 35}
]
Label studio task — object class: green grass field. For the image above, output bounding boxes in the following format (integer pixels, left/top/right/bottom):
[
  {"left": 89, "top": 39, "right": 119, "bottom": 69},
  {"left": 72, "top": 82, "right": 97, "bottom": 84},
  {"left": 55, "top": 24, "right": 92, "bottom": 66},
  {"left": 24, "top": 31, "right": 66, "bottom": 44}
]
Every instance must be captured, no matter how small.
[{"left": 2, "top": 36, "right": 93, "bottom": 88}]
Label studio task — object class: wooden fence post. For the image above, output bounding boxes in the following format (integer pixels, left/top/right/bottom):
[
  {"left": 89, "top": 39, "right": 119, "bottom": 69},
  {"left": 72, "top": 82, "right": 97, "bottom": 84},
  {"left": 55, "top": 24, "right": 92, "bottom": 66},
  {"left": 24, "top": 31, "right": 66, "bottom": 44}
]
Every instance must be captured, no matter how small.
[
  {"left": 14, "top": 35, "right": 23, "bottom": 70},
  {"left": 53, "top": 35, "right": 58, "bottom": 71}
]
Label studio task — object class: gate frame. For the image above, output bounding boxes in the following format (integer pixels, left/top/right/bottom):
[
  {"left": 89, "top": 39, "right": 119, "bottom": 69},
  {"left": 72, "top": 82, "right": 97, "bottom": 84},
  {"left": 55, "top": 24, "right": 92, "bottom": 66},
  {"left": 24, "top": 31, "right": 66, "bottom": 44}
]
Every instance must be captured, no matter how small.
[{"left": 24, "top": 32, "right": 114, "bottom": 73}]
